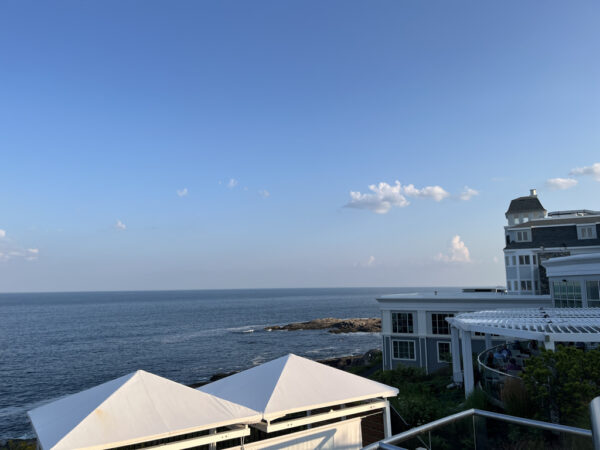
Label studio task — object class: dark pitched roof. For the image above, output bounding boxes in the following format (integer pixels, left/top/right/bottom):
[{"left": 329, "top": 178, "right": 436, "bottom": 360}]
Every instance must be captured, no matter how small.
[
  {"left": 510, "top": 215, "right": 600, "bottom": 229},
  {"left": 505, "top": 196, "right": 546, "bottom": 215}
]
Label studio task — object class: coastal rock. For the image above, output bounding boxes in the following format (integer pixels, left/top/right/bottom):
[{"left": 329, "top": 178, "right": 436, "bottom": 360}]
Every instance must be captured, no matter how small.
[{"left": 266, "top": 317, "right": 381, "bottom": 334}]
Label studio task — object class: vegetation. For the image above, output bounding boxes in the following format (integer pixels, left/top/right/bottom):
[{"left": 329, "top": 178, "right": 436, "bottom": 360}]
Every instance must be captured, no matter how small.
[
  {"left": 522, "top": 345, "right": 600, "bottom": 427},
  {"left": 367, "top": 346, "right": 600, "bottom": 449}
]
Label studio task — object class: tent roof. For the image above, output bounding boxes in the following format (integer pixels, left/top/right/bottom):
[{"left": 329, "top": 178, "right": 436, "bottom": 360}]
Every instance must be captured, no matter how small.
[
  {"left": 28, "top": 370, "right": 262, "bottom": 450},
  {"left": 199, "top": 354, "right": 398, "bottom": 421},
  {"left": 448, "top": 308, "right": 600, "bottom": 342}
]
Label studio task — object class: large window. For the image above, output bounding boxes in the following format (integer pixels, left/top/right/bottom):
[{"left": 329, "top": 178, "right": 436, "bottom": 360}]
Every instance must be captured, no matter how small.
[
  {"left": 519, "top": 255, "right": 531, "bottom": 265},
  {"left": 431, "top": 313, "right": 453, "bottom": 335},
  {"left": 392, "top": 312, "right": 414, "bottom": 334},
  {"left": 393, "top": 340, "right": 416, "bottom": 360},
  {"left": 520, "top": 280, "right": 532, "bottom": 291},
  {"left": 553, "top": 280, "right": 582, "bottom": 308},
  {"left": 516, "top": 230, "right": 531, "bottom": 242},
  {"left": 437, "top": 342, "right": 451, "bottom": 363},
  {"left": 587, "top": 281, "right": 600, "bottom": 307}
]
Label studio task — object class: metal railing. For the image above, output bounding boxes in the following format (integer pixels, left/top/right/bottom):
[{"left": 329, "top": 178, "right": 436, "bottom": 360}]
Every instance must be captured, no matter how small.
[{"left": 363, "top": 407, "right": 594, "bottom": 450}]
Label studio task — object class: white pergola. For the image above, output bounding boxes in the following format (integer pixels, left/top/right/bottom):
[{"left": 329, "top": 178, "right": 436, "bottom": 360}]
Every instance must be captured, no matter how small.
[{"left": 446, "top": 308, "right": 600, "bottom": 397}]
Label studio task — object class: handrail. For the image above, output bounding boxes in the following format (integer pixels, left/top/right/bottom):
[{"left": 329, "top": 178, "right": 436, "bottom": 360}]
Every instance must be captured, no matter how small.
[
  {"left": 590, "top": 396, "right": 600, "bottom": 449},
  {"left": 362, "top": 408, "right": 592, "bottom": 449},
  {"left": 477, "top": 345, "right": 521, "bottom": 380}
]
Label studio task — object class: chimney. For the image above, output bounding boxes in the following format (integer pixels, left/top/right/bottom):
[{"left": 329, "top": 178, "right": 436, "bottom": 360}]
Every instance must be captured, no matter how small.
[{"left": 530, "top": 189, "right": 537, "bottom": 197}]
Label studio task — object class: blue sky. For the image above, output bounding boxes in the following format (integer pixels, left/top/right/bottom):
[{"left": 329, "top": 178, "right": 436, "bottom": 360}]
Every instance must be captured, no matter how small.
[{"left": 1, "top": 1, "right": 599, "bottom": 292}]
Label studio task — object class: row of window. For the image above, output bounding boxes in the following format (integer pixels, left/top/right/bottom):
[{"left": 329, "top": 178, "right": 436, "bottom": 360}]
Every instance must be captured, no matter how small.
[
  {"left": 507, "top": 279, "right": 538, "bottom": 292},
  {"left": 552, "top": 280, "right": 600, "bottom": 308},
  {"left": 392, "top": 340, "right": 451, "bottom": 363},
  {"left": 505, "top": 254, "right": 537, "bottom": 266},
  {"left": 392, "top": 312, "right": 454, "bottom": 335}
]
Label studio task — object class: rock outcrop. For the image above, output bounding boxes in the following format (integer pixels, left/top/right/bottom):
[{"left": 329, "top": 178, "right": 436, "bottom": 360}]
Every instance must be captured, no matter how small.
[{"left": 266, "top": 317, "right": 381, "bottom": 334}]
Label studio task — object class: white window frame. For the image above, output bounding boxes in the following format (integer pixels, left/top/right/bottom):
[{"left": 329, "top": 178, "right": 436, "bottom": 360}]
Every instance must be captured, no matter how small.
[
  {"left": 437, "top": 341, "right": 451, "bottom": 363},
  {"left": 431, "top": 313, "right": 454, "bottom": 335},
  {"left": 391, "top": 312, "right": 414, "bottom": 334},
  {"left": 392, "top": 340, "right": 417, "bottom": 361},
  {"left": 515, "top": 230, "right": 531, "bottom": 242},
  {"left": 578, "top": 225, "right": 597, "bottom": 240}
]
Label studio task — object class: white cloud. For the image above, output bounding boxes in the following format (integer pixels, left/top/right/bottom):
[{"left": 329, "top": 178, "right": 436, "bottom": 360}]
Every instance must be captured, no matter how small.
[
  {"left": 435, "top": 235, "right": 471, "bottom": 263},
  {"left": 227, "top": 178, "right": 238, "bottom": 189},
  {"left": 354, "top": 255, "right": 376, "bottom": 268},
  {"left": 459, "top": 186, "right": 479, "bottom": 201},
  {"left": 345, "top": 181, "right": 453, "bottom": 214},
  {"left": 402, "top": 184, "right": 450, "bottom": 202},
  {"left": 115, "top": 220, "right": 126, "bottom": 230},
  {"left": 346, "top": 181, "right": 409, "bottom": 214},
  {"left": 546, "top": 177, "right": 578, "bottom": 190},
  {"left": 0, "top": 231, "right": 39, "bottom": 261},
  {"left": 177, "top": 188, "right": 188, "bottom": 197},
  {"left": 258, "top": 189, "right": 270, "bottom": 198},
  {"left": 569, "top": 162, "right": 600, "bottom": 181},
  {"left": 366, "top": 255, "right": 376, "bottom": 266}
]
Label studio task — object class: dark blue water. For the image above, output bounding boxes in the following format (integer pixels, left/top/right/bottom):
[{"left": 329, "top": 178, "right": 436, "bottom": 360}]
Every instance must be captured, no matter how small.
[{"left": 0, "top": 287, "right": 456, "bottom": 439}]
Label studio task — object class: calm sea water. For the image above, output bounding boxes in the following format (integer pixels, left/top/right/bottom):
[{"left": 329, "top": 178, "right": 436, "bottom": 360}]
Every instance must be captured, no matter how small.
[{"left": 0, "top": 287, "right": 458, "bottom": 439}]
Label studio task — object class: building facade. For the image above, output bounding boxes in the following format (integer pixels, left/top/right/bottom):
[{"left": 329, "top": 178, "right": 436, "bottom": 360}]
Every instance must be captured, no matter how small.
[
  {"left": 376, "top": 292, "right": 550, "bottom": 373},
  {"left": 503, "top": 189, "right": 600, "bottom": 295}
]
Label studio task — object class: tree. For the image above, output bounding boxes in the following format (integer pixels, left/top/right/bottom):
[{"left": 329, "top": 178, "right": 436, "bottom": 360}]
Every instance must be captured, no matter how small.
[{"left": 522, "top": 345, "right": 600, "bottom": 426}]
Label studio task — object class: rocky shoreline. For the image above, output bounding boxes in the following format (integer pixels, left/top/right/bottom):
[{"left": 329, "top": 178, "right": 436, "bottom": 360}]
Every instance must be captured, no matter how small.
[{"left": 265, "top": 317, "right": 381, "bottom": 334}]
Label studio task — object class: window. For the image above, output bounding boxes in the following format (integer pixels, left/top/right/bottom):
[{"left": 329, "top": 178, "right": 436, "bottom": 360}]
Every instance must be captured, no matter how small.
[
  {"left": 393, "top": 340, "right": 416, "bottom": 360},
  {"left": 392, "top": 312, "right": 414, "bottom": 334},
  {"left": 552, "top": 280, "right": 582, "bottom": 308},
  {"left": 533, "top": 255, "right": 537, "bottom": 265},
  {"left": 519, "top": 255, "right": 530, "bottom": 265},
  {"left": 587, "top": 281, "right": 600, "bottom": 307},
  {"left": 505, "top": 256, "right": 510, "bottom": 266},
  {"left": 516, "top": 230, "right": 530, "bottom": 242},
  {"left": 578, "top": 226, "right": 597, "bottom": 240},
  {"left": 513, "top": 280, "right": 519, "bottom": 291},
  {"left": 437, "top": 342, "right": 451, "bottom": 363},
  {"left": 521, "top": 280, "right": 532, "bottom": 291},
  {"left": 431, "top": 313, "right": 454, "bottom": 335}
]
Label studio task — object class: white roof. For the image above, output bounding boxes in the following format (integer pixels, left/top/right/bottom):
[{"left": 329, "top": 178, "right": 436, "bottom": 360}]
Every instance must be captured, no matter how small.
[
  {"left": 543, "top": 253, "right": 600, "bottom": 277},
  {"left": 448, "top": 308, "right": 600, "bottom": 342},
  {"left": 28, "top": 370, "right": 262, "bottom": 450},
  {"left": 199, "top": 354, "right": 398, "bottom": 421}
]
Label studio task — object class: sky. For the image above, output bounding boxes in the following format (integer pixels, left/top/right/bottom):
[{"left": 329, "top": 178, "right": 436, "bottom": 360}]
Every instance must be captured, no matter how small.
[{"left": 1, "top": 1, "right": 599, "bottom": 292}]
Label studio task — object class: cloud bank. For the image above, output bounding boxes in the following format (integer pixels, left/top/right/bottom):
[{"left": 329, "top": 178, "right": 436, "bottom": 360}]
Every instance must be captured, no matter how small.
[
  {"left": 569, "top": 162, "right": 600, "bottom": 181},
  {"left": 345, "top": 180, "right": 476, "bottom": 214}
]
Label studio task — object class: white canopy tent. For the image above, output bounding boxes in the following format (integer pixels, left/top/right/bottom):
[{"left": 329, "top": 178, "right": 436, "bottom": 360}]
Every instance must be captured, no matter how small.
[
  {"left": 28, "top": 370, "right": 262, "bottom": 450},
  {"left": 199, "top": 353, "right": 398, "bottom": 436},
  {"left": 446, "top": 308, "right": 600, "bottom": 397}
]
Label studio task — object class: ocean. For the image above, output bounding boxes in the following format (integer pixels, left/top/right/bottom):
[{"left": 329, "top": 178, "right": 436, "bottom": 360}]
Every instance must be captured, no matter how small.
[{"left": 0, "top": 287, "right": 458, "bottom": 439}]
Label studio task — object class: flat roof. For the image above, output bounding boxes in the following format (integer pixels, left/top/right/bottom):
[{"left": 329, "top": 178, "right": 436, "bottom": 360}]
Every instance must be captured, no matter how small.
[{"left": 377, "top": 292, "right": 550, "bottom": 302}]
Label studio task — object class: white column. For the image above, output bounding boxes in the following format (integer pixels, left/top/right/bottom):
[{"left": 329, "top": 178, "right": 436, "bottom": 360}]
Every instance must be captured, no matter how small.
[
  {"left": 451, "top": 326, "right": 462, "bottom": 384},
  {"left": 461, "top": 330, "right": 474, "bottom": 397},
  {"left": 484, "top": 333, "right": 492, "bottom": 350},
  {"left": 209, "top": 429, "right": 216, "bottom": 450},
  {"left": 383, "top": 400, "right": 392, "bottom": 438},
  {"left": 544, "top": 339, "right": 555, "bottom": 351}
]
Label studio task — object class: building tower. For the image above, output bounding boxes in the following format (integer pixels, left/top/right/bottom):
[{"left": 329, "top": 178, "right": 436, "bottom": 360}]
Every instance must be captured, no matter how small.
[{"left": 504, "top": 190, "right": 600, "bottom": 294}]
